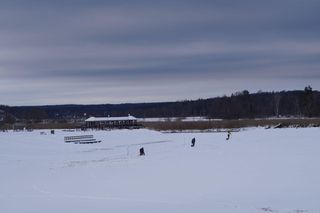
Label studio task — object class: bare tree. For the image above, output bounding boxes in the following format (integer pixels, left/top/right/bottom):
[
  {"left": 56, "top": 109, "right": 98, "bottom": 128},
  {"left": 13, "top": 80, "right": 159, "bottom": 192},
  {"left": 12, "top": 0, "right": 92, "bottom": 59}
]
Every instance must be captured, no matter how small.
[{"left": 274, "top": 93, "right": 281, "bottom": 117}]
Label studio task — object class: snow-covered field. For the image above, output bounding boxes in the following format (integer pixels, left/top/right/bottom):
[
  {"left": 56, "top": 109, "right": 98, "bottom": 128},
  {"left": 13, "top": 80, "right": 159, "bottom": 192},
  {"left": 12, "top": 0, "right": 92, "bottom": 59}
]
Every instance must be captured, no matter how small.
[{"left": 0, "top": 128, "right": 319, "bottom": 213}]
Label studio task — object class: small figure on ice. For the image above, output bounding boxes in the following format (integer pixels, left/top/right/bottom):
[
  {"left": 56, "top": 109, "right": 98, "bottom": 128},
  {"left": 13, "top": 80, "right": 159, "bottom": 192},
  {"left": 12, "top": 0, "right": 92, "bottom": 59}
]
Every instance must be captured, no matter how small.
[
  {"left": 191, "top": 138, "right": 196, "bottom": 147},
  {"left": 139, "top": 147, "right": 145, "bottom": 156},
  {"left": 226, "top": 131, "right": 231, "bottom": 141}
]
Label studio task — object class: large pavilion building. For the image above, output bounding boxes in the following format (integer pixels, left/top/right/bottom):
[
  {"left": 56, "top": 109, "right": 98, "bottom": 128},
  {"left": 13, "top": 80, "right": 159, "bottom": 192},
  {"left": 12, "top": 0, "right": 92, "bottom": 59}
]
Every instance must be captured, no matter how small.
[{"left": 85, "top": 115, "right": 139, "bottom": 129}]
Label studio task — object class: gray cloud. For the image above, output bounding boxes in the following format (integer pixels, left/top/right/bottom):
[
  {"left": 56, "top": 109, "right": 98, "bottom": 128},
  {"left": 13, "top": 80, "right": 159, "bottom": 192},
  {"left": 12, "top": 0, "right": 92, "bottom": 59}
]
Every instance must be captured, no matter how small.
[{"left": 0, "top": 0, "right": 320, "bottom": 105}]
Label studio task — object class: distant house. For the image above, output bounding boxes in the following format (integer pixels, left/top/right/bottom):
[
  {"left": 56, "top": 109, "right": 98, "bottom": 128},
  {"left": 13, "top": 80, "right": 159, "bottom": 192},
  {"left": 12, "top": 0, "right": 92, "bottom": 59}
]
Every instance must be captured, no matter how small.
[{"left": 85, "top": 115, "right": 139, "bottom": 129}]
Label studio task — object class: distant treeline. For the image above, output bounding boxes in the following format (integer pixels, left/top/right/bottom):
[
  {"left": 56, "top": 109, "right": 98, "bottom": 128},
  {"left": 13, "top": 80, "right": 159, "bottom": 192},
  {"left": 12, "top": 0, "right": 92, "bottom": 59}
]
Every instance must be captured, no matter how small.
[{"left": 1, "top": 87, "right": 320, "bottom": 121}]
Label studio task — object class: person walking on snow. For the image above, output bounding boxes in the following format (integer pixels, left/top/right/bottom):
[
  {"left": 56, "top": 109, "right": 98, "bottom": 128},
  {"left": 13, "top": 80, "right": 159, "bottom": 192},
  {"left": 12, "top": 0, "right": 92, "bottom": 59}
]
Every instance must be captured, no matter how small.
[
  {"left": 226, "top": 131, "right": 231, "bottom": 140},
  {"left": 191, "top": 138, "right": 196, "bottom": 147}
]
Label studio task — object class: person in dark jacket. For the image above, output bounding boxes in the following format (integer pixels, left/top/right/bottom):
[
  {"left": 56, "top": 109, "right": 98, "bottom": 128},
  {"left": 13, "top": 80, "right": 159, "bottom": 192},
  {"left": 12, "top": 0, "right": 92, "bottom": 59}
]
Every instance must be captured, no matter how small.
[
  {"left": 191, "top": 138, "right": 196, "bottom": 147},
  {"left": 139, "top": 147, "right": 145, "bottom": 156},
  {"left": 226, "top": 131, "right": 231, "bottom": 140}
]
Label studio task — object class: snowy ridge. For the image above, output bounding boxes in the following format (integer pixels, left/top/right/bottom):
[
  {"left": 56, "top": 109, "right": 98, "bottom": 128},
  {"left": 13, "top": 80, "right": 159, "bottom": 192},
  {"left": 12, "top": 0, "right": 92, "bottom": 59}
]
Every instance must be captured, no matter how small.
[{"left": 137, "top": 116, "right": 220, "bottom": 122}]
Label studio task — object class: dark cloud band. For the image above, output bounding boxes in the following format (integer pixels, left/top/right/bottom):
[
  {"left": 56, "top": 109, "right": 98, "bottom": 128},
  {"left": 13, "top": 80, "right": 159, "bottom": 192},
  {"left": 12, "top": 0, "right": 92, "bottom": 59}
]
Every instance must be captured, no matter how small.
[{"left": 0, "top": 0, "right": 319, "bottom": 105}]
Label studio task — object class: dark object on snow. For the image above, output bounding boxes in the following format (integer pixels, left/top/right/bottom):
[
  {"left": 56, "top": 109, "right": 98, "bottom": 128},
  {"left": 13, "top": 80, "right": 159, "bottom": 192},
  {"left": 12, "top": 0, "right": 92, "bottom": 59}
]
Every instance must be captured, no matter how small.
[
  {"left": 226, "top": 131, "right": 231, "bottom": 140},
  {"left": 191, "top": 138, "right": 196, "bottom": 147},
  {"left": 51, "top": 130, "right": 55, "bottom": 134},
  {"left": 139, "top": 147, "right": 145, "bottom": 156}
]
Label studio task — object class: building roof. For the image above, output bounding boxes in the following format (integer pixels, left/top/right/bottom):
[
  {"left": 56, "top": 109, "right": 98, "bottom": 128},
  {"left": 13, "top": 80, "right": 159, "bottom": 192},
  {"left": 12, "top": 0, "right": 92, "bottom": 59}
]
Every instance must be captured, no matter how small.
[{"left": 85, "top": 115, "right": 137, "bottom": 122}]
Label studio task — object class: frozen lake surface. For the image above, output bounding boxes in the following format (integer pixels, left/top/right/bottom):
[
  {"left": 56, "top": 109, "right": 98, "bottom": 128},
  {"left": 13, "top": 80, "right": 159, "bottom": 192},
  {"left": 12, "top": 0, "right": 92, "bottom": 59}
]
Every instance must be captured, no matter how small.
[{"left": 0, "top": 128, "right": 319, "bottom": 213}]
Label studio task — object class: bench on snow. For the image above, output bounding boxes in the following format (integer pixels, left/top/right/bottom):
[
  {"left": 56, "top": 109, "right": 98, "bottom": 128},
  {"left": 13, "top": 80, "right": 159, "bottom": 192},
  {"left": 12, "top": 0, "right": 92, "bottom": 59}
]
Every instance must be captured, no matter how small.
[{"left": 64, "top": 135, "right": 101, "bottom": 144}]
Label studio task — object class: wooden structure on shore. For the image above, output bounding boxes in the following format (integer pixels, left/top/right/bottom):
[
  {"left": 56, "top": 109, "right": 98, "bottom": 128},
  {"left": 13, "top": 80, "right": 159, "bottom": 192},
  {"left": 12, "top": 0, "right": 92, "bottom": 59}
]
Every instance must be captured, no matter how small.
[
  {"left": 64, "top": 135, "right": 101, "bottom": 144},
  {"left": 85, "top": 115, "right": 139, "bottom": 129}
]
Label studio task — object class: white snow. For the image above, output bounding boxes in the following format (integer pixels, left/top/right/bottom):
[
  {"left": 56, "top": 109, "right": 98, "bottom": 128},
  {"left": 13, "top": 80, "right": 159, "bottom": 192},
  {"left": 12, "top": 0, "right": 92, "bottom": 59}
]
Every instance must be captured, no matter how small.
[{"left": 0, "top": 128, "right": 320, "bottom": 213}]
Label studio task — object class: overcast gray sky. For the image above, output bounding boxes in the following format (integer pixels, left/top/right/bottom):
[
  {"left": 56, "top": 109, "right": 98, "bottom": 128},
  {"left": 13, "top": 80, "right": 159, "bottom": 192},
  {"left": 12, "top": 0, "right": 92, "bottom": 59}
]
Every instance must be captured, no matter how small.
[{"left": 1, "top": 0, "right": 320, "bottom": 106}]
